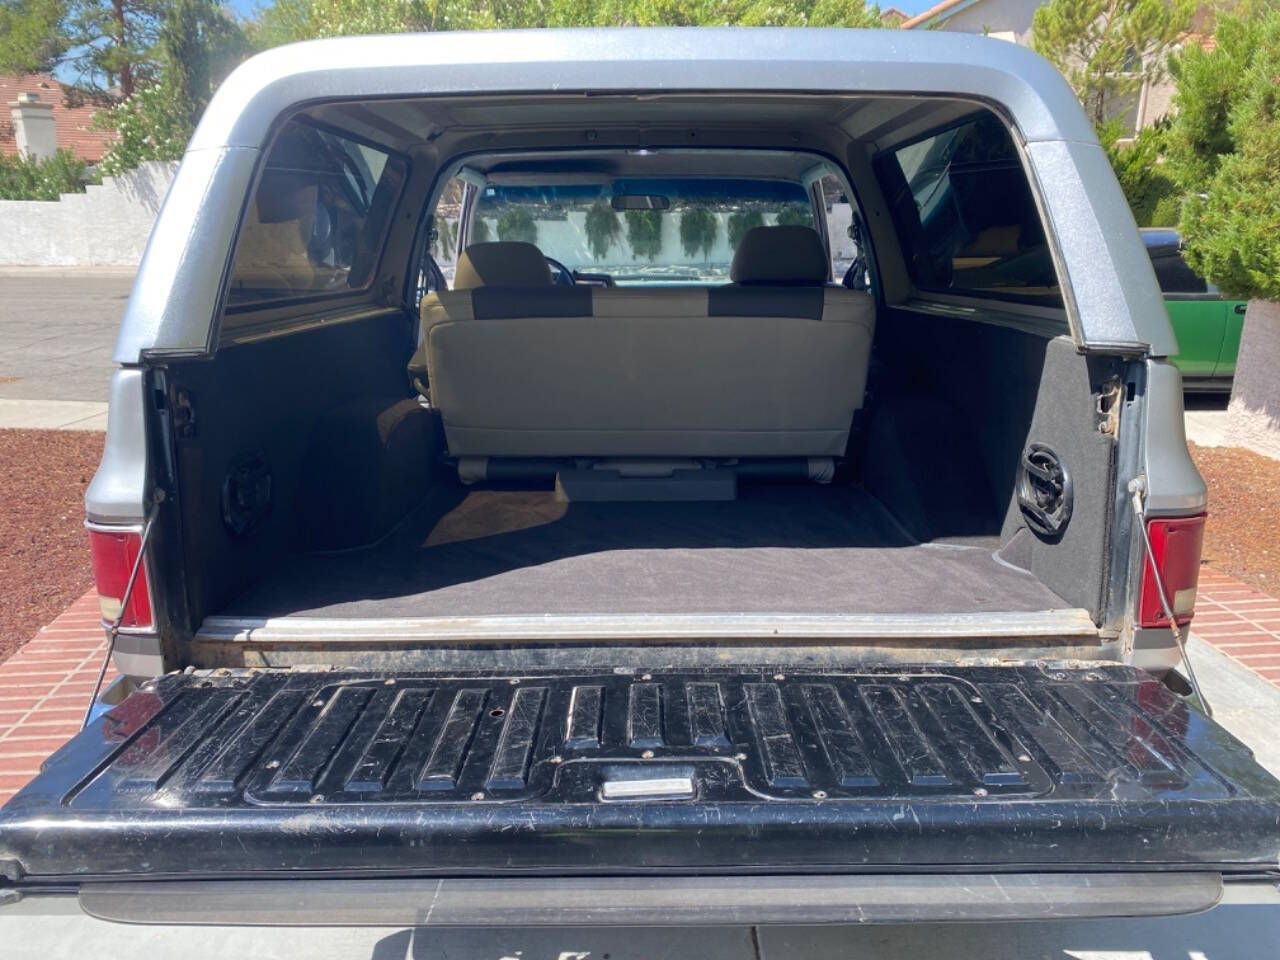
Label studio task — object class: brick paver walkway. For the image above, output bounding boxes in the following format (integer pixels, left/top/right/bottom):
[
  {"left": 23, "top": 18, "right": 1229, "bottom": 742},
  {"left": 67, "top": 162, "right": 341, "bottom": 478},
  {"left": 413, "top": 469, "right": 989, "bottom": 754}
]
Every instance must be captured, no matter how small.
[
  {"left": 0, "top": 590, "right": 113, "bottom": 805},
  {"left": 0, "top": 570, "right": 1278, "bottom": 805},
  {"left": 1191, "top": 569, "right": 1280, "bottom": 688}
]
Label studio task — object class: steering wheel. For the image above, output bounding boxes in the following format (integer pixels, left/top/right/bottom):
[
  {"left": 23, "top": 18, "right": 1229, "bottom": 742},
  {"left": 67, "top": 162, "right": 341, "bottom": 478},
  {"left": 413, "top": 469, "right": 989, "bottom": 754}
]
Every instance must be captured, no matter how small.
[{"left": 544, "top": 256, "right": 576, "bottom": 287}]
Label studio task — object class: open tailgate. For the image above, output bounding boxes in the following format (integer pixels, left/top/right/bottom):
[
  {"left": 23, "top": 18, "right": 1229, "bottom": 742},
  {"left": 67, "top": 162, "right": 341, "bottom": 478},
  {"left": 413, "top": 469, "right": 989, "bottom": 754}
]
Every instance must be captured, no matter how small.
[{"left": 2, "top": 664, "right": 1278, "bottom": 885}]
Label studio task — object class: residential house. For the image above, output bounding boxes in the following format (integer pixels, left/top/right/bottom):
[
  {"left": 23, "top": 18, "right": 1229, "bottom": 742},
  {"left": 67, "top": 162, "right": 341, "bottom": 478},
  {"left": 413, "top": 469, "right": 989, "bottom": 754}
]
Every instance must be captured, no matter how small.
[
  {"left": 1, "top": 74, "right": 115, "bottom": 164},
  {"left": 899, "top": 0, "right": 1211, "bottom": 137}
]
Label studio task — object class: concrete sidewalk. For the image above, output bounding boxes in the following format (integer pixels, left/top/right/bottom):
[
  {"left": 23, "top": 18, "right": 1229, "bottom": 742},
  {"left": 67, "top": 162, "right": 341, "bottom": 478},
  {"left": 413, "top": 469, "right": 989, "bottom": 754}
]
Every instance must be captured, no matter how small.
[
  {"left": 0, "top": 398, "right": 108, "bottom": 431},
  {"left": 1184, "top": 407, "right": 1232, "bottom": 447}
]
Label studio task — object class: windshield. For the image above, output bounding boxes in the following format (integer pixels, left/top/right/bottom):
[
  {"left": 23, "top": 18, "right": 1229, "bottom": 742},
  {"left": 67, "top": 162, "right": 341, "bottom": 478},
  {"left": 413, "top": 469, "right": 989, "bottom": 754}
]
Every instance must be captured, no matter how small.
[{"left": 470, "top": 178, "right": 816, "bottom": 284}]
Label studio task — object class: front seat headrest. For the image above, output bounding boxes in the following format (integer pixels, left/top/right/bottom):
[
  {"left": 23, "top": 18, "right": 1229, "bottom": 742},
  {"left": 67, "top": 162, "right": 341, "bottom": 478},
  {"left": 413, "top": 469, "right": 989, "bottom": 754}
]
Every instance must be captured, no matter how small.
[
  {"left": 453, "top": 241, "right": 552, "bottom": 289},
  {"left": 730, "top": 225, "right": 828, "bottom": 286}
]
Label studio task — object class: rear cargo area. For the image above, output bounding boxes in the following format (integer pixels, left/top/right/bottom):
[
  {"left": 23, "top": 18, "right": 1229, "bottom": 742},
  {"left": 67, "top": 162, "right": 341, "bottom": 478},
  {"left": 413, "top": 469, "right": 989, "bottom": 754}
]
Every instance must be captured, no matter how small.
[
  {"left": 166, "top": 306, "right": 1122, "bottom": 643},
  {"left": 227, "top": 481, "right": 1068, "bottom": 620}
]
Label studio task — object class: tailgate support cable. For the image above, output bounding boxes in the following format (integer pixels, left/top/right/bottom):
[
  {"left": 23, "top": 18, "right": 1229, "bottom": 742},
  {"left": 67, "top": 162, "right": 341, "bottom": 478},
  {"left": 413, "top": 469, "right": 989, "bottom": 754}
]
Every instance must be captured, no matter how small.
[
  {"left": 1128, "top": 477, "right": 1212, "bottom": 717},
  {"left": 81, "top": 508, "right": 157, "bottom": 730}
]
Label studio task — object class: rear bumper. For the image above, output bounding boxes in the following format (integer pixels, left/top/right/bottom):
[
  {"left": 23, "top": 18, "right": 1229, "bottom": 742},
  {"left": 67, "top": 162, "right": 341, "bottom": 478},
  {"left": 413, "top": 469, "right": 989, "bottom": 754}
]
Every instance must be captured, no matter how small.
[
  {"left": 72, "top": 872, "right": 1229, "bottom": 926},
  {"left": 2, "top": 877, "right": 1278, "bottom": 960}
]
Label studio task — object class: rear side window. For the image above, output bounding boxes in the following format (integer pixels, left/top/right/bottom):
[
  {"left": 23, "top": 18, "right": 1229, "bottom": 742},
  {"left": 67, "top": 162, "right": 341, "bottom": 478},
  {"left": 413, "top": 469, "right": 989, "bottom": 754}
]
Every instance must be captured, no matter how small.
[
  {"left": 226, "top": 120, "right": 407, "bottom": 307},
  {"left": 1149, "top": 250, "right": 1208, "bottom": 295},
  {"left": 875, "top": 113, "right": 1061, "bottom": 307}
]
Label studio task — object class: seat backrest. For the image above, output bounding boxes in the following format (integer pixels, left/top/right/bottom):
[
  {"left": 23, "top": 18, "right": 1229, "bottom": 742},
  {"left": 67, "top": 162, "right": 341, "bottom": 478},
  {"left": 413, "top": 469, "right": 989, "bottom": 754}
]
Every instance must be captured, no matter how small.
[
  {"left": 409, "top": 241, "right": 552, "bottom": 392},
  {"left": 420, "top": 230, "right": 875, "bottom": 459}
]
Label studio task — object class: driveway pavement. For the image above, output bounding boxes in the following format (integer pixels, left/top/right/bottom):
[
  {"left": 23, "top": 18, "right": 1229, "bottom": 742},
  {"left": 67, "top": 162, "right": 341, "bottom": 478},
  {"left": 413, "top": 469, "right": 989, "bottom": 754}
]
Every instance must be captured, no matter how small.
[{"left": 0, "top": 269, "right": 134, "bottom": 404}]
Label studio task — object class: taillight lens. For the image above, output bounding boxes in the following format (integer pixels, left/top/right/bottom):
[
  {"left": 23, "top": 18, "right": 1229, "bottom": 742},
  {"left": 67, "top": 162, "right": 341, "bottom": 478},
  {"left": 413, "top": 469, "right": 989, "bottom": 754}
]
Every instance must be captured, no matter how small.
[
  {"left": 1139, "top": 514, "right": 1206, "bottom": 628},
  {"left": 87, "top": 527, "right": 153, "bottom": 629}
]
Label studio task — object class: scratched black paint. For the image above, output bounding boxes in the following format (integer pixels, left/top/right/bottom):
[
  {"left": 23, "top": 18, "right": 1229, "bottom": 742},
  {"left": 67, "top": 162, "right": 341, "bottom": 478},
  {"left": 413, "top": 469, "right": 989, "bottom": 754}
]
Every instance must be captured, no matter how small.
[{"left": 1, "top": 665, "right": 1277, "bottom": 881}]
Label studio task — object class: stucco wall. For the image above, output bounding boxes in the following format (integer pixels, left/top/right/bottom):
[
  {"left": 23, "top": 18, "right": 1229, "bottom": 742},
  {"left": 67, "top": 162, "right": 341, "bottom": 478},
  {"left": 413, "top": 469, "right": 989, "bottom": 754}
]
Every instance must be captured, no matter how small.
[
  {"left": 0, "top": 161, "right": 176, "bottom": 266},
  {"left": 932, "top": 0, "right": 1038, "bottom": 44},
  {"left": 1226, "top": 299, "right": 1280, "bottom": 461}
]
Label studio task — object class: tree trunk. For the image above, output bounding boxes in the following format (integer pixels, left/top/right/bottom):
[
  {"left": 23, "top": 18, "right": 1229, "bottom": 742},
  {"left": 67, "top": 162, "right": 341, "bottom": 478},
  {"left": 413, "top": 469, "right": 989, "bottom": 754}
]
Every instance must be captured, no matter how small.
[
  {"left": 1225, "top": 299, "right": 1280, "bottom": 461},
  {"left": 113, "top": 0, "right": 133, "bottom": 98}
]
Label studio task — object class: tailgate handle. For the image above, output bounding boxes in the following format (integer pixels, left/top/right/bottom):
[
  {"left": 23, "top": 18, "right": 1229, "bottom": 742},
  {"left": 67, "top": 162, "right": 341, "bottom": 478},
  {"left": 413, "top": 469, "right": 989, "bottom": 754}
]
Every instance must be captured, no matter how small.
[{"left": 601, "top": 776, "right": 695, "bottom": 801}]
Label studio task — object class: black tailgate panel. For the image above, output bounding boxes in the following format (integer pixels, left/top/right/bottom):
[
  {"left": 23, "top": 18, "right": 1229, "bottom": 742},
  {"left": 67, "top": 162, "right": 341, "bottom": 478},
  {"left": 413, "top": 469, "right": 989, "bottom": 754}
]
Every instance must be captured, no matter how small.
[{"left": 2, "top": 665, "right": 1278, "bottom": 880}]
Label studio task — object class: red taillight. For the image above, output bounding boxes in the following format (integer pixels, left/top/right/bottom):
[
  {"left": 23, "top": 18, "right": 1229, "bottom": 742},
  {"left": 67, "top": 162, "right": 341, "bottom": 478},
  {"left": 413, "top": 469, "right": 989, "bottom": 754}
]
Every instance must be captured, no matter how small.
[
  {"left": 87, "top": 526, "right": 153, "bottom": 629},
  {"left": 1139, "top": 514, "right": 1206, "bottom": 629}
]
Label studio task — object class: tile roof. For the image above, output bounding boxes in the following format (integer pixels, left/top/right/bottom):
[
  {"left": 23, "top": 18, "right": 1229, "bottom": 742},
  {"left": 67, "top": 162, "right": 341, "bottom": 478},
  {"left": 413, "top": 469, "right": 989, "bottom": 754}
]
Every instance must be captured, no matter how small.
[
  {"left": 899, "top": 0, "right": 972, "bottom": 29},
  {"left": 1, "top": 74, "right": 117, "bottom": 164}
]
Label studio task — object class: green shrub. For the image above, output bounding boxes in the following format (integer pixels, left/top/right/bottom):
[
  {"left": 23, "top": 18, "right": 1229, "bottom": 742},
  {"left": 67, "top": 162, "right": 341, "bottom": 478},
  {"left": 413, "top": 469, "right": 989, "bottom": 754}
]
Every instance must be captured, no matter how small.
[
  {"left": 496, "top": 208, "right": 537, "bottom": 245},
  {"left": 95, "top": 81, "right": 192, "bottom": 178},
  {"left": 1177, "top": 9, "right": 1280, "bottom": 301},
  {"left": 1099, "top": 118, "right": 1182, "bottom": 228},
  {"left": 774, "top": 203, "right": 812, "bottom": 227},
  {"left": 1165, "top": 9, "right": 1265, "bottom": 189},
  {"left": 0, "top": 149, "right": 94, "bottom": 201},
  {"left": 433, "top": 217, "right": 458, "bottom": 261},
  {"left": 727, "top": 209, "right": 764, "bottom": 248},
  {"left": 471, "top": 217, "right": 491, "bottom": 243},
  {"left": 625, "top": 210, "right": 663, "bottom": 261},
  {"left": 1149, "top": 192, "right": 1185, "bottom": 230},
  {"left": 679, "top": 206, "right": 717, "bottom": 259},
  {"left": 584, "top": 200, "right": 620, "bottom": 260}
]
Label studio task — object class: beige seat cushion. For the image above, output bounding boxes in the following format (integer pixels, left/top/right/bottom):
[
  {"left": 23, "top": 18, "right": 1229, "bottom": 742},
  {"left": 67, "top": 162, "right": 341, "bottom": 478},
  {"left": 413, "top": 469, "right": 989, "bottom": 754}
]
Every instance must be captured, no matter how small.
[
  {"left": 423, "top": 285, "right": 874, "bottom": 458},
  {"left": 419, "top": 227, "right": 876, "bottom": 459}
]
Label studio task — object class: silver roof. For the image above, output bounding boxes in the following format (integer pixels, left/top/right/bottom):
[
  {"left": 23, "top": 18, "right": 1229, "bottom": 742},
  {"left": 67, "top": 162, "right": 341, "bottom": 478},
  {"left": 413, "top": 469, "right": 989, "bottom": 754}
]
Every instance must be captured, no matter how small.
[
  {"left": 117, "top": 28, "right": 1176, "bottom": 360},
  {"left": 194, "top": 28, "right": 1094, "bottom": 150}
]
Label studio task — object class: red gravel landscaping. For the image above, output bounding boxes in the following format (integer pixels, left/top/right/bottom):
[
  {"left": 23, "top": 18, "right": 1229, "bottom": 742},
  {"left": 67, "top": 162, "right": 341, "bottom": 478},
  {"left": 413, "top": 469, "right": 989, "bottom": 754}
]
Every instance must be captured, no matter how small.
[
  {"left": 1190, "top": 443, "right": 1280, "bottom": 601},
  {"left": 0, "top": 429, "right": 103, "bottom": 664}
]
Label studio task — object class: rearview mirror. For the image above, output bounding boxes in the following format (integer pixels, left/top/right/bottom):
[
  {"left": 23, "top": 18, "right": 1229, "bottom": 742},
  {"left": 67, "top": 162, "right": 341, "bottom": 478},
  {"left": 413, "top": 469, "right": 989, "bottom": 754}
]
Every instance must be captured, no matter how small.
[{"left": 611, "top": 194, "right": 670, "bottom": 211}]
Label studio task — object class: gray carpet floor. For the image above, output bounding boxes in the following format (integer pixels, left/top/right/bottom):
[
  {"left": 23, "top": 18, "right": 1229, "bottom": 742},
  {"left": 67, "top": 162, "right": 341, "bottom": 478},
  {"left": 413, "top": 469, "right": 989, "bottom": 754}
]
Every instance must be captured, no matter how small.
[{"left": 226, "top": 483, "right": 1069, "bottom": 619}]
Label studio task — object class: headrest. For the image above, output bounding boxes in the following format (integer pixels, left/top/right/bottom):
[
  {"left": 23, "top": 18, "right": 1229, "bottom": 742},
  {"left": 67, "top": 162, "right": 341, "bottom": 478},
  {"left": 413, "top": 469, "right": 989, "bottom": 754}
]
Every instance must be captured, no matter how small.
[
  {"left": 254, "top": 182, "right": 316, "bottom": 224},
  {"left": 453, "top": 242, "right": 552, "bottom": 289},
  {"left": 730, "top": 225, "right": 828, "bottom": 286}
]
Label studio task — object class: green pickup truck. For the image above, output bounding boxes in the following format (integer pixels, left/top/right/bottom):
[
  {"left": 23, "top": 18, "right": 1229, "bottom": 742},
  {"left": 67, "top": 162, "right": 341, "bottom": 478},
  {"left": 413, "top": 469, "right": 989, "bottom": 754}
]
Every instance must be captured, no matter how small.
[{"left": 1143, "top": 228, "right": 1247, "bottom": 391}]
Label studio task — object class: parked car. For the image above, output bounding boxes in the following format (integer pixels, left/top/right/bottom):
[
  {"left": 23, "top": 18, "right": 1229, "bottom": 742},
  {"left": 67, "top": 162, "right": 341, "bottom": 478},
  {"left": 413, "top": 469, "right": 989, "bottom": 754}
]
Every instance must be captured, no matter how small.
[
  {"left": 1143, "top": 227, "right": 1247, "bottom": 391},
  {"left": 2, "top": 27, "right": 1277, "bottom": 953}
]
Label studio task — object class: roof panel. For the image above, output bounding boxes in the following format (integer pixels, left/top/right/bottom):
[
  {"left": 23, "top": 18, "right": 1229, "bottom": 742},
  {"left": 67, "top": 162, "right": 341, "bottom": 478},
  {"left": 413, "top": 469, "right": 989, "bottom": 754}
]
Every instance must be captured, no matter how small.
[{"left": 191, "top": 28, "right": 1095, "bottom": 152}]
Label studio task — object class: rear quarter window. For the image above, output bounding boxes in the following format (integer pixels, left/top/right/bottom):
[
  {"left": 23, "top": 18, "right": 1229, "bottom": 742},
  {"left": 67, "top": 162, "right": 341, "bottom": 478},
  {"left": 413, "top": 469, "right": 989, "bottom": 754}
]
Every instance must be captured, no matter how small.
[
  {"left": 874, "top": 113, "right": 1061, "bottom": 308},
  {"left": 225, "top": 120, "right": 408, "bottom": 308}
]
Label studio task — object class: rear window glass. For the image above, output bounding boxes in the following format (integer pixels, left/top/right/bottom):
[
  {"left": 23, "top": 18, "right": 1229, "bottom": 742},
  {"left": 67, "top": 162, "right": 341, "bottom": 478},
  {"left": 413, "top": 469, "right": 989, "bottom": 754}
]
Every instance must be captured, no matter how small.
[
  {"left": 226, "top": 120, "right": 407, "bottom": 307},
  {"left": 470, "top": 178, "right": 815, "bottom": 285},
  {"left": 875, "top": 113, "right": 1061, "bottom": 307}
]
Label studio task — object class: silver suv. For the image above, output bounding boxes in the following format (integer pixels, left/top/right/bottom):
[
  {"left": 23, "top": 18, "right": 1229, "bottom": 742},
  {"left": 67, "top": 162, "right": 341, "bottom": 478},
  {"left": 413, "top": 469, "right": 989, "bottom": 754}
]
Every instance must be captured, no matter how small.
[{"left": 2, "top": 26, "right": 1277, "bottom": 948}]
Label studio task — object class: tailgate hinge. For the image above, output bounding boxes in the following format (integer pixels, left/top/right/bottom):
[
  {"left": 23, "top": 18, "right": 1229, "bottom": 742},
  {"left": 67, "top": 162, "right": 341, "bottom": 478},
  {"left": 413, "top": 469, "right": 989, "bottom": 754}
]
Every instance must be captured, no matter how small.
[{"left": 1096, "top": 376, "right": 1123, "bottom": 438}]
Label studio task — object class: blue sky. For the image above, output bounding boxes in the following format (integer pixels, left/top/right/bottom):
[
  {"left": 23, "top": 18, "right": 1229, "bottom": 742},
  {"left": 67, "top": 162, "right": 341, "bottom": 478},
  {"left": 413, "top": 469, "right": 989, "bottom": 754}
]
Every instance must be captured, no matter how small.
[{"left": 221, "top": 0, "right": 940, "bottom": 22}]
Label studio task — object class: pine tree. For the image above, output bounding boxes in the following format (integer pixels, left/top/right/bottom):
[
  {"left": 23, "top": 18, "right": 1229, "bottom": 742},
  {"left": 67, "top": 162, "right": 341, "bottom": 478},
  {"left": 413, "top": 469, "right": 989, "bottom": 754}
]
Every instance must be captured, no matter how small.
[
  {"left": 1032, "top": 0, "right": 1196, "bottom": 125},
  {"left": 1173, "top": 8, "right": 1280, "bottom": 300}
]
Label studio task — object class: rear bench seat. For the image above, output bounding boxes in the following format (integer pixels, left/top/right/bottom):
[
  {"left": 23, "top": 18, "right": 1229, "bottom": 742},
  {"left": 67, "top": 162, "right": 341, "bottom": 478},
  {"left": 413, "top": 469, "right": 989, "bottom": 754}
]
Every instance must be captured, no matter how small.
[{"left": 420, "top": 226, "right": 875, "bottom": 460}]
